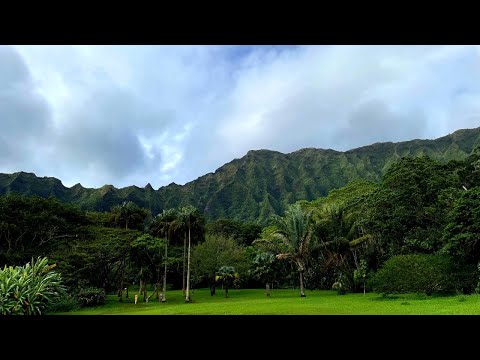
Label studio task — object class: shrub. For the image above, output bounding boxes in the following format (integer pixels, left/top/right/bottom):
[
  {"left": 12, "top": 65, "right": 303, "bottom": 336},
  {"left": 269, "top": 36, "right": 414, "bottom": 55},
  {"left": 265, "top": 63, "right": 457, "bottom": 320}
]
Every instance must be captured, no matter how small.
[
  {"left": 46, "top": 292, "right": 79, "bottom": 313},
  {"left": 0, "top": 257, "right": 64, "bottom": 315},
  {"left": 332, "top": 271, "right": 348, "bottom": 295},
  {"left": 77, "top": 287, "right": 106, "bottom": 307},
  {"left": 370, "top": 254, "right": 452, "bottom": 295},
  {"left": 448, "top": 262, "right": 477, "bottom": 294}
]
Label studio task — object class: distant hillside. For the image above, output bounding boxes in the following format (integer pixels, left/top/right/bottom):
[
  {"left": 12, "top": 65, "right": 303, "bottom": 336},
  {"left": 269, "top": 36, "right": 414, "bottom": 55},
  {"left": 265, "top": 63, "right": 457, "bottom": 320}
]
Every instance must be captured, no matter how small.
[{"left": 1, "top": 127, "right": 479, "bottom": 223}]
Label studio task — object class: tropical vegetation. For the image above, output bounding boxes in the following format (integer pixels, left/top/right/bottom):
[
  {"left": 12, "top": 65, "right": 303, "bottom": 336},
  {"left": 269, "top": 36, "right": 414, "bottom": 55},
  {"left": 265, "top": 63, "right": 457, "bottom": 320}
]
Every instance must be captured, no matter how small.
[{"left": 1, "top": 129, "right": 480, "bottom": 314}]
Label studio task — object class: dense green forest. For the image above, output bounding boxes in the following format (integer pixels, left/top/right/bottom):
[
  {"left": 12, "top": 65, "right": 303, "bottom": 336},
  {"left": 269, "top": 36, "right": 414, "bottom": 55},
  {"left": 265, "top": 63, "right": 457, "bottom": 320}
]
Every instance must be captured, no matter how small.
[
  {"left": 1, "top": 142, "right": 480, "bottom": 314},
  {"left": 1, "top": 127, "right": 479, "bottom": 223}
]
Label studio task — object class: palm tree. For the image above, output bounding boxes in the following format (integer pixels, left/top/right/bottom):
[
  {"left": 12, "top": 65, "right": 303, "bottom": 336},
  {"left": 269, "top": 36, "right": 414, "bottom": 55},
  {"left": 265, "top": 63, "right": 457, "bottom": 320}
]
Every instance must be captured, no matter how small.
[
  {"left": 150, "top": 208, "right": 177, "bottom": 302},
  {"left": 173, "top": 207, "right": 190, "bottom": 296},
  {"left": 112, "top": 201, "right": 148, "bottom": 230},
  {"left": 183, "top": 205, "right": 203, "bottom": 303},
  {"left": 216, "top": 266, "right": 238, "bottom": 298},
  {"left": 262, "top": 203, "right": 316, "bottom": 297}
]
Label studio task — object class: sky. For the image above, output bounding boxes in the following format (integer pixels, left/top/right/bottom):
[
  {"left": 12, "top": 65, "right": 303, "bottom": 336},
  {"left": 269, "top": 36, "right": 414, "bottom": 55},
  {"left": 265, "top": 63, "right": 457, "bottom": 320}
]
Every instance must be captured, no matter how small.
[{"left": 1, "top": 45, "right": 480, "bottom": 189}]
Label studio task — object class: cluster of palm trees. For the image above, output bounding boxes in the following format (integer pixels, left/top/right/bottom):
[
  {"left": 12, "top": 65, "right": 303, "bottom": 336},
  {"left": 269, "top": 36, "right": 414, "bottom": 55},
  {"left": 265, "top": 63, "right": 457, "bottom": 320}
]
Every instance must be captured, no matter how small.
[
  {"left": 147, "top": 201, "right": 362, "bottom": 300},
  {"left": 150, "top": 205, "right": 203, "bottom": 303},
  {"left": 256, "top": 200, "right": 368, "bottom": 298}
]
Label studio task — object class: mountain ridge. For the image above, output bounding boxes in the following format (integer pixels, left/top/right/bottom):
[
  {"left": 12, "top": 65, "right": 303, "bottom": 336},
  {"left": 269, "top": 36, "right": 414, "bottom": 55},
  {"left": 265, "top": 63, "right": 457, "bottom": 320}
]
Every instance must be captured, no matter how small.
[{"left": 1, "top": 127, "right": 480, "bottom": 223}]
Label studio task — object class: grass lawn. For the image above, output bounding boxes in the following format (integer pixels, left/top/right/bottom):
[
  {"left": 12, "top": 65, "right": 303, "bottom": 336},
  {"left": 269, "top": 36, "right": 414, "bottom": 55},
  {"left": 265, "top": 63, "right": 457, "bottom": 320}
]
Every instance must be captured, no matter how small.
[{"left": 55, "top": 288, "right": 480, "bottom": 315}]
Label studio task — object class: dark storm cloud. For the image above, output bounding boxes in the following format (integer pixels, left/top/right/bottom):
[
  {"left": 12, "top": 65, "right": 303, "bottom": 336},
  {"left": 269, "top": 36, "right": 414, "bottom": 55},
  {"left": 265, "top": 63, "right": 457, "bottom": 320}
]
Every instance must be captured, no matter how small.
[
  {"left": 335, "top": 100, "right": 428, "bottom": 149},
  {"left": 0, "top": 46, "right": 51, "bottom": 170},
  {"left": 55, "top": 87, "right": 156, "bottom": 180}
]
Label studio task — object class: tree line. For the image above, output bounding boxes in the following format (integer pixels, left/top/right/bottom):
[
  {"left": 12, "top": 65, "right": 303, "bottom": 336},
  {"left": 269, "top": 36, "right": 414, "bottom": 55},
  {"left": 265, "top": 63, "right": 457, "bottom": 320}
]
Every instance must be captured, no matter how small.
[{"left": 1, "top": 146, "right": 480, "bottom": 313}]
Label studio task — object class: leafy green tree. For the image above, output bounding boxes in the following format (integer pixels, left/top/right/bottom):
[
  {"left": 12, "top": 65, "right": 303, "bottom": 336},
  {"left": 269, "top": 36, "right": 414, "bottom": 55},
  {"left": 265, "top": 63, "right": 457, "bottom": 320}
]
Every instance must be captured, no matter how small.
[
  {"left": 353, "top": 259, "right": 368, "bottom": 295},
  {"left": 0, "top": 194, "right": 88, "bottom": 265},
  {"left": 207, "top": 219, "right": 261, "bottom": 246},
  {"left": 0, "top": 257, "right": 64, "bottom": 315},
  {"left": 442, "top": 187, "right": 480, "bottom": 263},
  {"left": 191, "top": 234, "right": 246, "bottom": 295},
  {"left": 457, "top": 145, "right": 480, "bottom": 190},
  {"left": 361, "top": 157, "right": 458, "bottom": 260},
  {"left": 130, "top": 234, "right": 164, "bottom": 302},
  {"left": 52, "top": 226, "right": 139, "bottom": 293}
]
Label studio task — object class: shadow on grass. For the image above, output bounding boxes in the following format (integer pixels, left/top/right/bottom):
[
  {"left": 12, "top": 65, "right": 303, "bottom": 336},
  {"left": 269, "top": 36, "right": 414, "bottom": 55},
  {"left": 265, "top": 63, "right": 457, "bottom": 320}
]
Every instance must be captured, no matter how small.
[
  {"left": 371, "top": 292, "right": 450, "bottom": 302},
  {"left": 371, "top": 294, "right": 401, "bottom": 301}
]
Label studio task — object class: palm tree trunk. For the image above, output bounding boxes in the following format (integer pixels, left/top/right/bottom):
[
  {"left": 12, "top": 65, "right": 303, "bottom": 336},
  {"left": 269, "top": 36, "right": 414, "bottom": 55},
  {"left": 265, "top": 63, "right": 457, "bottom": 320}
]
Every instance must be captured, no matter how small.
[
  {"left": 162, "top": 241, "right": 168, "bottom": 302},
  {"left": 139, "top": 267, "right": 144, "bottom": 301},
  {"left": 139, "top": 278, "right": 143, "bottom": 298},
  {"left": 185, "top": 226, "right": 192, "bottom": 302},
  {"left": 299, "top": 270, "right": 306, "bottom": 297},
  {"left": 182, "top": 231, "right": 186, "bottom": 295},
  {"left": 156, "top": 267, "right": 161, "bottom": 302},
  {"left": 119, "top": 258, "right": 125, "bottom": 302}
]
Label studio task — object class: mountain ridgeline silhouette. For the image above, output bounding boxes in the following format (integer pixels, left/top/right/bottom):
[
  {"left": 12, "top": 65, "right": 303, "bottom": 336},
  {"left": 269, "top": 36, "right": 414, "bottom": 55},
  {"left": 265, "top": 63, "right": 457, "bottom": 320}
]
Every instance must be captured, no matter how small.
[{"left": 1, "top": 127, "right": 479, "bottom": 223}]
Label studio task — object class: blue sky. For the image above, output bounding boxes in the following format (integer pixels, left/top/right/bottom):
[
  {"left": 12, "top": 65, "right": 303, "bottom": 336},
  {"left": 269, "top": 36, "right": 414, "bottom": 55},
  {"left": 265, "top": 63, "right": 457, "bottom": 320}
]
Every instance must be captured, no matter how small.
[{"left": 1, "top": 45, "right": 479, "bottom": 189}]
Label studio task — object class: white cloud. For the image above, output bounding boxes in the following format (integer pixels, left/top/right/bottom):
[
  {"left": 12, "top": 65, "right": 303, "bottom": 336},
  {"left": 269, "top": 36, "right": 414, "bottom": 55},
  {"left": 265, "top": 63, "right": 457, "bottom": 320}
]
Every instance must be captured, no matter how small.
[{"left": 0, "top": 45, "right": 479, "bottom": 189}]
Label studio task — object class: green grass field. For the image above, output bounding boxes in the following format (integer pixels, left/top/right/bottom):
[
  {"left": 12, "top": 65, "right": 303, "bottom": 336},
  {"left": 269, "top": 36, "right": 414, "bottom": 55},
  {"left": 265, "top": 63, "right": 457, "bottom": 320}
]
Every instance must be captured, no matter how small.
[{"left": 56, "top": 288, "right": 480, "bottom": 315}]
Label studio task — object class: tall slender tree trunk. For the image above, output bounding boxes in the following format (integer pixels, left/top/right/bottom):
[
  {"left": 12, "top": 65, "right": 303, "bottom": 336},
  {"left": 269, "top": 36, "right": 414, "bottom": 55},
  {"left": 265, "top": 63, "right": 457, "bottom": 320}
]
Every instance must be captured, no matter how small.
[
  {"left": 299, "top": 270, "right": 306, "bottom": 297},
  {"left": 185, "top": 226, "right": 192, "bottom": 302},
  {"left": 182, "top": 231, "right": 186, "bottom": 295},
  {"left": 119, "top": 258, "right": 125, "bottom": 302},
  {"left": 156, "top": 267, "right": 161, "bottom": 302},
  {"left": 139, "top": 267, "right": 144, "bottom": 301},
  {"left": 162, "top": 240, "right": 168, "bottom": 302},
  {"left": 210, "top": 278, "right": 216, "bottom": 296}
]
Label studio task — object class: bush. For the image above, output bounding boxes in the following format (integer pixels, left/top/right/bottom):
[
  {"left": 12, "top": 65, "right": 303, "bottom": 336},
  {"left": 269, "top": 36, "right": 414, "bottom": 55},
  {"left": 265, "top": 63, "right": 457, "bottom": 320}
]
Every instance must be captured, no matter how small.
[
  {"left": 332, "top": 272, "right": 349, "bottom": 295},
  {"left": 77, "top": 287, "right": 106, "bottom": 307},
  {"left": 46, "top": 292, "right": 79, "bottom": 313},
  {"left": 448, "top": 262, "right": 477, "bottom": 294},
  {"left": 0, "top": 257, "right": 64, "bottom": 315},
  {"left": 370, "top": 254, "right": 452, "bottom": 295}
]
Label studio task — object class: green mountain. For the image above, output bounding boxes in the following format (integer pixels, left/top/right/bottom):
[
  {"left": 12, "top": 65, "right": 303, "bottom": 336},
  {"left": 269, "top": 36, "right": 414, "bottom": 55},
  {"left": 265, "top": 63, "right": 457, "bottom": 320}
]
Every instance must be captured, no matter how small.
[{"left": 1, "top": 127, "right": 480, "bottom": 223}]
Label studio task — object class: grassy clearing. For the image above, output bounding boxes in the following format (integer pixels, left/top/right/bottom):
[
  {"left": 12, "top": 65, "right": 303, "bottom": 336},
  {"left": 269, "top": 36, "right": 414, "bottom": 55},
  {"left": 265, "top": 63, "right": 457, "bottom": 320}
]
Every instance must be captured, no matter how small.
[{"left": 55, "top": 288, "right": 480, "bottom": 315}]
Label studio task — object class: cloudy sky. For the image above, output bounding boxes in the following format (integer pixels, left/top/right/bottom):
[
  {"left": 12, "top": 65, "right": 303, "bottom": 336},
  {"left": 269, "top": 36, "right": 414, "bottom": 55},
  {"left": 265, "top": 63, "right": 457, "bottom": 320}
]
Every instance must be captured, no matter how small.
[{"left": 1, "top": 45, "right": 480, "bottom": 189}]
